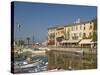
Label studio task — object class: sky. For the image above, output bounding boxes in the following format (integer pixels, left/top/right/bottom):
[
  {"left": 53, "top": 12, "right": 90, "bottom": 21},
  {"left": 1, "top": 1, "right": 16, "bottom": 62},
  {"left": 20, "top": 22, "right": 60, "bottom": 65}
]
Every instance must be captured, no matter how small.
[{"left": 14, "top": 1, "right": 97, "bottom": 43}]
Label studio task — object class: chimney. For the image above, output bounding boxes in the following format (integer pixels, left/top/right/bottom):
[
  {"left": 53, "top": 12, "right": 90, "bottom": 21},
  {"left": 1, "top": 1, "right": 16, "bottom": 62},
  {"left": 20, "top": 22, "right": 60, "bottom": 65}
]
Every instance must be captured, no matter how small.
[{"left": 74, "top": 18, "right": 80, "bottom": 24}]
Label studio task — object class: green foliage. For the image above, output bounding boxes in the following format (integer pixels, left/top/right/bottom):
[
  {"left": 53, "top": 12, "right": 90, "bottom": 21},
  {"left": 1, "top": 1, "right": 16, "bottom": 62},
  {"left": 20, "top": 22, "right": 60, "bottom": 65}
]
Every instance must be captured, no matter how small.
[
  {"left": 18, "top": 40, "right": 25, "bottom": 46},
  {"left": 64, "top": 24, "right": 71, "bottom": 27},
  {"left": 92, "top": 18, "right": 97, "bottom": 30},
  {"left": 92, "top": 30, "right": 97, "bottom": 41},
  {"left": 91, "top": 18, "right": 97, "bottom": 41}
]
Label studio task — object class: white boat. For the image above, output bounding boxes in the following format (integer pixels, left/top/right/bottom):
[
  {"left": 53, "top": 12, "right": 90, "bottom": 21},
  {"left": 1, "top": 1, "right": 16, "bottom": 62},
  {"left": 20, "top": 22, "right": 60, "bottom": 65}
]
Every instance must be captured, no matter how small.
[{"left": 75, "top": 49, "right": 84, "bottom": 54}]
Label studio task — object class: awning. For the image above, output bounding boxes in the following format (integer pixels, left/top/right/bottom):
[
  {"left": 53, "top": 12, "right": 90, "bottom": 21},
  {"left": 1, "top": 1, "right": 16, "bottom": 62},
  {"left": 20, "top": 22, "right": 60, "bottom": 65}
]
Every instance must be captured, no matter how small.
[
  {"left": 79, "top": 39, "right": 92, "bottom": 44},
  {"left": 91, "top": 41, "right": 97, "bottom": 44},
  {"left": 61, "top": 40, "right": 80, "bottom": 43},
  {"left": 66, "top": 40, "right": 80, "bottom": 43},
  {"left": 61, "top": 40, "right": 67, "bottom": 43}
]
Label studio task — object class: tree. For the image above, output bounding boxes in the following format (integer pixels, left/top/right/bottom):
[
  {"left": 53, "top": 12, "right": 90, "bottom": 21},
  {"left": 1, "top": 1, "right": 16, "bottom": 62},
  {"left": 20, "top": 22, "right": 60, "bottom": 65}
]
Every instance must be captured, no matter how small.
[
  {"left": 92, "top": 31, "right": 97, "bottom": 42},
  {"left": 92, "top": 18, "right": 97, "bottom": 30},
  {"left": 18, "top": 40, "right": 25, "bottom": 46},
  {"left": 26, "top": 37, "right": 30, "bottom": 45},
  {"left": 92, "top": 18, "right": 97, "bottom": 41}
]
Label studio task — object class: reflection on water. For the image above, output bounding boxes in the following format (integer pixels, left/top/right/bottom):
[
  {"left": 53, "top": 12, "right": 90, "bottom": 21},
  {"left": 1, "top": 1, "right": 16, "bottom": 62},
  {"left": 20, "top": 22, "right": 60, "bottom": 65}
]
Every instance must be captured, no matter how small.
[
  {"left": 47, "top": 48, "right": 97, "bottom": 70},
  {"left": 14, "top": 54, "right": 48, "bottom": 73},
  {"left": 13, "top": 48, "right": 97, "bottom": 73}
]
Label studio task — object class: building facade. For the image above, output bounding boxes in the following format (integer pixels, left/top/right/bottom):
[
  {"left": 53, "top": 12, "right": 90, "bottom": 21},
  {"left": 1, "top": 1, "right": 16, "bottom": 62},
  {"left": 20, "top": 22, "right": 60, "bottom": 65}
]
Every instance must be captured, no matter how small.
[
  {"left": 55, "top": 26, "right": 65, "bottom": 46},
  {"left": 48, "top": 19, "right": 97, "bottom": 47},
  {"left": 47, "top": 27, "right": 56, "bottom": 46}
]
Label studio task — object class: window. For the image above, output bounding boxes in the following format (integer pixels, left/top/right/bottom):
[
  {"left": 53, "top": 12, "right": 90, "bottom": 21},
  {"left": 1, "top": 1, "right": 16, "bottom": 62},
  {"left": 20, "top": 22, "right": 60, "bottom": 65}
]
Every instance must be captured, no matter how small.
[
  {"left": 89, "top": 25, "right": 92, "bottom": 29},
  {"left": 90, "top": 22, "right": 92, "bottom": 24},
  {"left": 89, "top": 32, "right": 92, "bottom": 37},
  {"left": 74, "top": 33, "right": 76, "bottom": 36},
  {"left": 79, "top": 33, "right": 81, "bottom": 37},
  {"left": 83, "top": 33, "right": 86, "bottom": 38},
  {"left": 84, "top": 27, "right": 85, "bottom": 30}
]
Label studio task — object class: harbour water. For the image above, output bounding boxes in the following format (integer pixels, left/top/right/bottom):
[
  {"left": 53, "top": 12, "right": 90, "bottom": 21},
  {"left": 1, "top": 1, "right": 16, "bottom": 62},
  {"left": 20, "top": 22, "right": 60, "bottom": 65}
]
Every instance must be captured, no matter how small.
[
  {"left": 47, "top": 48, "right": 97, "bottom": 70},
  {"left": 13, "top": 47, "right": 97, "bottom": 73}
]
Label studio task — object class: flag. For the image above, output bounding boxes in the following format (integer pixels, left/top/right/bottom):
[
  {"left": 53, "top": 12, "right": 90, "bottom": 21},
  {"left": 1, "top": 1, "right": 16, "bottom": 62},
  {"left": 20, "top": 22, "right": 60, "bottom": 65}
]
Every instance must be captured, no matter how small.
[{"left": 17, "top": 24, "right": 21, "bottom": 28}]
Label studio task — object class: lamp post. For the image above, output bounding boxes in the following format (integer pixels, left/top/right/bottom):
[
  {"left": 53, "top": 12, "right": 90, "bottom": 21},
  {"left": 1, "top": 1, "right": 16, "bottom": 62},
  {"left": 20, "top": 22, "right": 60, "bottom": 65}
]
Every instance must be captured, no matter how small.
[{"left": 17, "top": 23, "right": 21, "bottom": 47}]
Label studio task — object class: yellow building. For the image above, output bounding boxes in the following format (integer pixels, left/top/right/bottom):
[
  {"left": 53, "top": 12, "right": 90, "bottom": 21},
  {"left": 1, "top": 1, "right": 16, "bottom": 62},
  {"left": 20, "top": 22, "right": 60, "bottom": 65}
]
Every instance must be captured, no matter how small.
[
  {"left": 48, "top": 18, "right": 97, "bottom": 47},
  {"left": 62, "top": 19, "right": 96, "bottom": 47}
]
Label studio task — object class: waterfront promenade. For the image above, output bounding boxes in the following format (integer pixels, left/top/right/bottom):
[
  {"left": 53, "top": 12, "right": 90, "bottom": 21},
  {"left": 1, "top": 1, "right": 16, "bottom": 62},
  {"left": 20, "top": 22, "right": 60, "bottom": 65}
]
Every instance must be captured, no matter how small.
[{"left": 47, "top": 47, "right": 96, "bottom": 54}]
